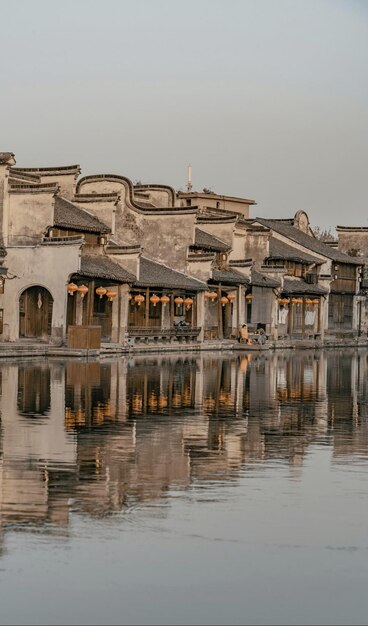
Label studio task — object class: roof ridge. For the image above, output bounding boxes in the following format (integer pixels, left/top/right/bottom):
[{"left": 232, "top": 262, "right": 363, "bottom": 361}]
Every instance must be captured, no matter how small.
[{"left": 141, "top": 255, "right": 206, "bottom": 285}]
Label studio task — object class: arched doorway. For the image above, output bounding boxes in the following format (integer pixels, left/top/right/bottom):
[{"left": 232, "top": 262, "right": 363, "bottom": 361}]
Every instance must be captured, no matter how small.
[{"left": 19, "top": 286, "right": 53, "bottom": 339}]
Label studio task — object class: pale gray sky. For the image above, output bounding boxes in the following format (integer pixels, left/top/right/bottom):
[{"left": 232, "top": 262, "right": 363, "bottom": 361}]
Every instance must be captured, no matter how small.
[{"left": 1, "top": 0, "right": 367, "bottom": 229}]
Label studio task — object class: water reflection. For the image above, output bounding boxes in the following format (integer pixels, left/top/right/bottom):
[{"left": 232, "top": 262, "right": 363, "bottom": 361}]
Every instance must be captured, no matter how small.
[{"left": 0, "top": 350, "right": 368, "bottom": 533}]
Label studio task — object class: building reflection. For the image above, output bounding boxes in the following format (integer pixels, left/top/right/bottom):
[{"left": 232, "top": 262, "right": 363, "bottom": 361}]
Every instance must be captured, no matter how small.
[{"left": 0, "top": 350, "right": 367, "bottom": 534}]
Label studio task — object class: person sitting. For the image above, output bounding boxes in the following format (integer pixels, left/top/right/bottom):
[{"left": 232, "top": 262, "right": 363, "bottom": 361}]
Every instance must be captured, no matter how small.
[
  {"left": 254, "top": 328, "right": 266, "bottom": 345},
  {"left": 239, "top": 324, "right": 250, "bottom": 343}
]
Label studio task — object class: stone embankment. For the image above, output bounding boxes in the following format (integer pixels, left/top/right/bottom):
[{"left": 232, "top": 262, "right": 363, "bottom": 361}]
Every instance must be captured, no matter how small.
[{"left": 0, "top": 336, "right": 368, "bottom": 359}]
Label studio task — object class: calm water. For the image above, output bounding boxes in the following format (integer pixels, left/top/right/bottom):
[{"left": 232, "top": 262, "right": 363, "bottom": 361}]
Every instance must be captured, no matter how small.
[{"left": 0, "top": 350, "right": 368, "bottom": 625}]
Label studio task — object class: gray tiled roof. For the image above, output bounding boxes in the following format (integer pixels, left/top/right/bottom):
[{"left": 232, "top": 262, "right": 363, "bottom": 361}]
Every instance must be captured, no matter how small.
[
  {"left": 75, "top": 255, "right": 136, "bottom": 283},
  {"left": 256, "top": 218, "right": 362, "bottom": 265},
  {"left": 251, "top": 269, "right": 280, "bottom": 288},
  {"left": 193, "top": 228, "right": 230, "bottom": 252},
  {"left": 267, "top": 237, "right": 323, "bottom": 265},
  {"left": 211, "top": 268, "right": 250, "bottom": 286},
  {"left": 282, "top": 277, "right": 328, "bottom": 295},
  {"left": 136, "top": 257, "right": 207, "bottom": 291},
  {"left": 54, "top": 196, "right": 110, "bottom": 234}
]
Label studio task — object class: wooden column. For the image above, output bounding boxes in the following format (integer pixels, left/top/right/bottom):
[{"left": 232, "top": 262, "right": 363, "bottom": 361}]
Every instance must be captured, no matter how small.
[
  {"left": 145, "top": 287, "right": 149, "bottom": 326},
  {"left": 218, "top": 284, "right": 223, "bottom": 339}
]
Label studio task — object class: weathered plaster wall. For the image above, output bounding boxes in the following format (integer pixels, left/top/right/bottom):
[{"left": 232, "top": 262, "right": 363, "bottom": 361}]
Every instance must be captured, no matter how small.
[
  {"left": 141, "top": 213, "right": 196, "bottom": 272},
  {"left": 107, "top": 250, "right": 140, "bottom": 277},
  {"left": 187, "top": 258, "right": 213, "bottom": 282},
  {"left": 38, "top": 174, "right": 77, "bottom": 200},
  {"left": 78, "top": 178, "right": 128, "bottom": 196},
  {"left": 73, "top": 198, "right": 116, "bottom": 232},
  {"left": 1, "top": 243, "right": 81, "bottom": 341},
  {"left": 8, "top": 191, "right": 55, "bottom": 245},
  {"left": 181, "top": 196, "right": 251, "bottom": 217},
  {"left": 239, "top": 231, "right": 270, "bottom": 263},
  {"left": 337, "top": 230, "right": 368, "bottom": 257},
  {"left": 196, "top": 222, "right": 235, "bottom": 246},
  {"left": 134, "top": 187, "right": 174, "bottom": 208}
]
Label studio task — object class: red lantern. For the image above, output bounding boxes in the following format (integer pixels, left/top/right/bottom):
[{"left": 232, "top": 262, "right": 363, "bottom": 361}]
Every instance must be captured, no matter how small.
[
  {"left": 183, "top": 297, "right": 193, "bottom": 310},
  {"left": 150, "top": 294, "right": 160, "bottom": 307},
  {"left": 67, "top": 282, "right": 78, "bottom": 296},
  {"left": 106, "top": 290, "right": 118, "bottom": 301},
  {"left": 174, "top": 296, "right": 184, "bottom": 306},
  {"left": 245, "top": 293, "right": 253, "bottom": 301},
  {"left": 220, "top": 296, "right": 229, "bottom": 307},
  {"left": 96, "top": 286, "right": 107, "bottom": 299},
  {"left": 135, "top": 294, "right": 145, "bottom": 306},
  {"left": 227, "top": 293, "right": 236, "bottom": 302},
  {"left": 160, "top": 295, "right": 170, "bottom": 306}
]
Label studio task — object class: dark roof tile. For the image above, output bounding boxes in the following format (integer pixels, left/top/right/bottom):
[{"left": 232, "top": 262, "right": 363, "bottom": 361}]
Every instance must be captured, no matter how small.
[
  {"left": 256, "top": 218, "right": 362, "bottom": 265},
  {"left": 54, "top": 196, "right": 110, "bottom": 234},
  {"left": 137, "top": 257, "right": 206, "bottom": 291},
  {"left": 211, "top": 268, "right": 250, "bottom": 286},
  {"left": 75, "top": 255, "right": 136, "bottom": 283},
  {"left": 251, "top": 269, "right": 280, "bottom": 288},
  {"left": 282, "top": 277, "right": 328, "bottom": 295},
  {"left": 267, "top": 237, "right": 323, "bottom": 265},
  {"left": 193, "top": 228, "right": 230, "bottom": 252}
]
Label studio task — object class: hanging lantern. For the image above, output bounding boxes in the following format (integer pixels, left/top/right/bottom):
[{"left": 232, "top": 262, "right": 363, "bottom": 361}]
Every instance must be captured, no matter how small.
[
  {"left": 184, "top": 297, "right": 193, "bottom": 310},
  {"left": 67, "top": 282, "right": 78, "bottom": 296},
  {"left": 135, "top": 294, "right": 145, "bottom": 306},
  {"left": 227, "top": 293, "right": 236, "bottom": 302},
  {"left": 305, "top": 298, "right": 313, "bottom": 305},
  {"left": 106, "top": 290, "right": 118, "bottom": 301},
  {"left": 245, "top": 293, "right": 253, "bottom": 301},
  {"left": 220, "top": 296, "right": 229, "bottom": 307},
  {"left": 292, "top": 297, "right": 303, "bottom": 305},
  {"left": 312, "top": 298, "right": 319, "bottom": 305},
  {"left": 77, "top": 284, "right": 89, "bottom": 299},
  {"left": 174, "top": 296, "right": 184, "bottom": 306},
  {"left": 149, "top": 294, "right": 160, "bottom": 307},
  {"left": 96, "top": 286, "right": 107, "bottom": 299},
  {"left": 160, "top": 295, "right": 170, "bottom": 306},
  {"left": 207, "top": 291, "right": 218, "bottom": 301}
]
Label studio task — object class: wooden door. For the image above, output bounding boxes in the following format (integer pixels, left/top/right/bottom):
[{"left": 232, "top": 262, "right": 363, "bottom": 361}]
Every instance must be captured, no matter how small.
[{"left": 19, "top": 287, "right": 53, "bottom": 339}]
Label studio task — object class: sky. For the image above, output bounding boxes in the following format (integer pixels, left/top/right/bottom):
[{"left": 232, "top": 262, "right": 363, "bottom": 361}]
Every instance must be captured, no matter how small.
[{"left": 0, "top": 0, "right": 367, "bottom": 230}]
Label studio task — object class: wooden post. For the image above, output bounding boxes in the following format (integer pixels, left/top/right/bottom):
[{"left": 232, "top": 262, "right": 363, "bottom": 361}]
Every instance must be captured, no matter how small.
[
  {"left": 170, "top": 292, "right": 175, "bottom": 327},
  {"left": 288, "top": 301, "right": 293, "bottom": 336},
  {"left": 145, "top": 287, "right": 149, "bottom": 327},
  {"left": 218, "top": 284, "right": 222, "bottom": 339}
]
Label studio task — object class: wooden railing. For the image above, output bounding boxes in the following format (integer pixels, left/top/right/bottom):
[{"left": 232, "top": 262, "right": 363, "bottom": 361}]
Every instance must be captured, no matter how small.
[{"left": 127, "top": 326, "right": 201, "bottom": 344}]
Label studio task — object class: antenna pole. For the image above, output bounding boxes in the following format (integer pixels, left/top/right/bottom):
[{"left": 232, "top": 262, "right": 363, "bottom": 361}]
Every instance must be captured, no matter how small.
[{"left": 187, "top": 164, "right": 192, "bottom": 192}]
